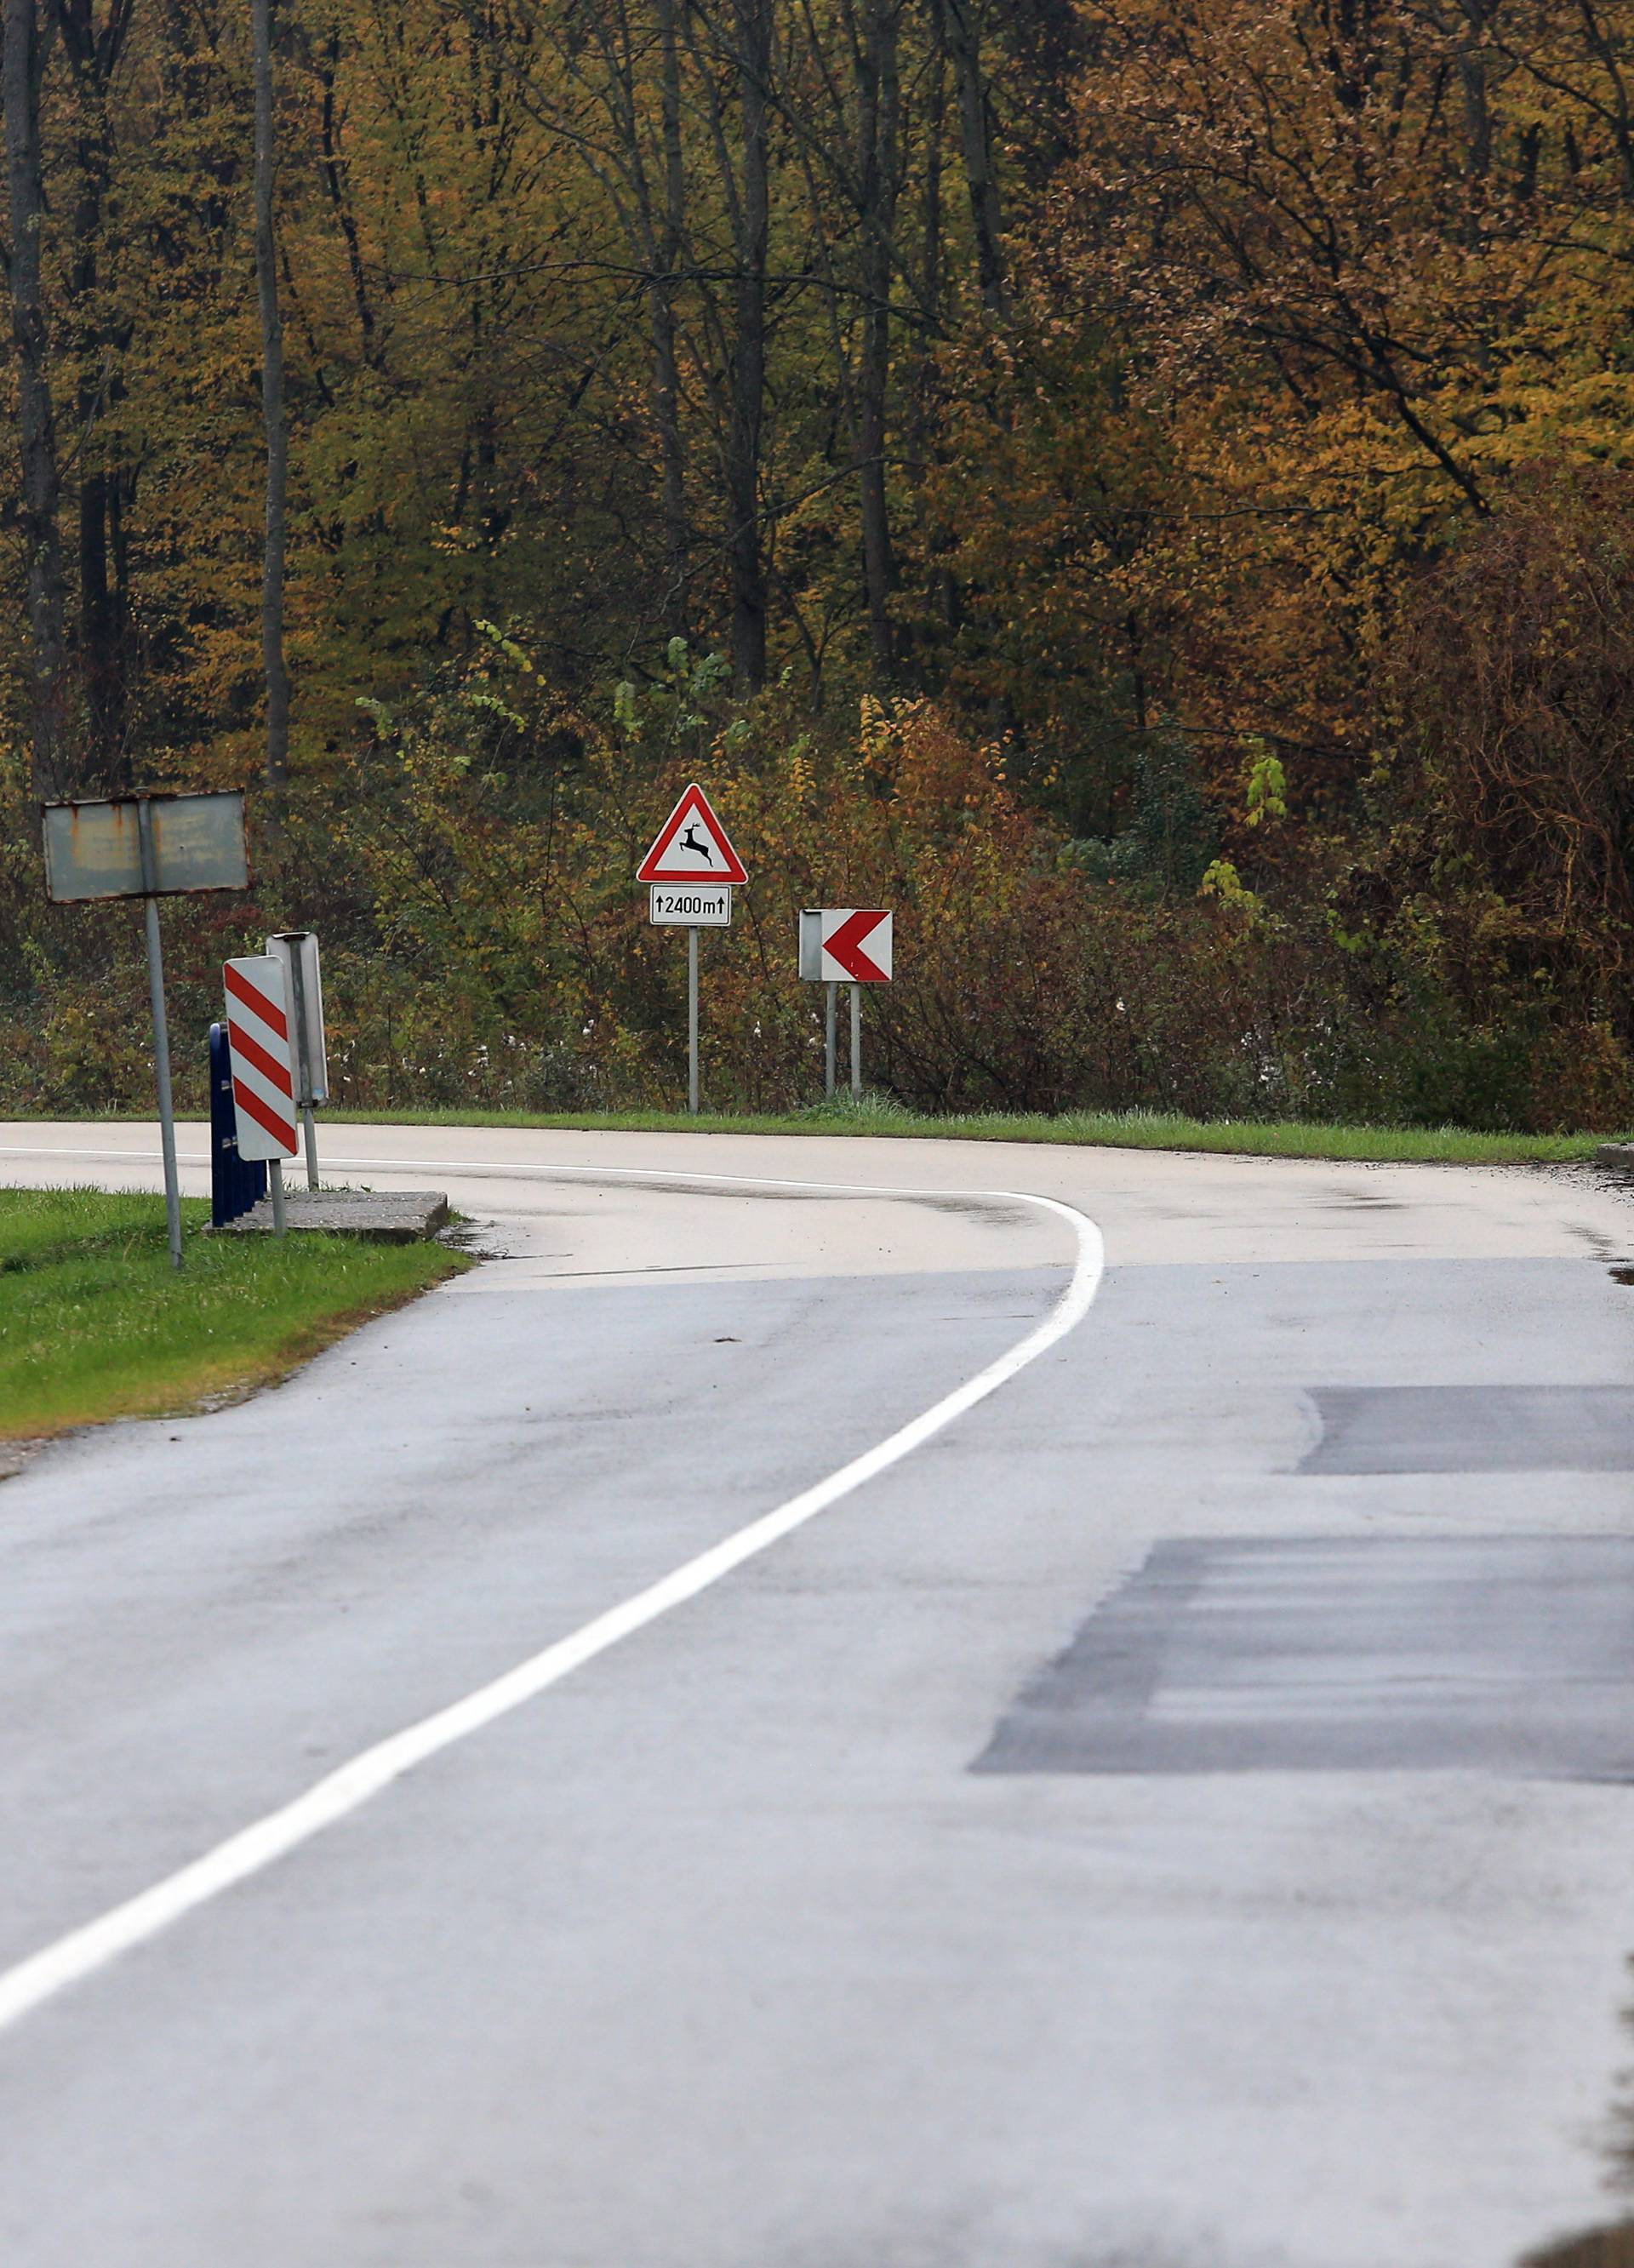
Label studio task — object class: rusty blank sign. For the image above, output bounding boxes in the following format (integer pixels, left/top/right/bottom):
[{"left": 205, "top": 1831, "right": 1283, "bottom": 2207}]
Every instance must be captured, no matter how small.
[{"left": 42, "top": 791, "right": 249, "bottom": 903}]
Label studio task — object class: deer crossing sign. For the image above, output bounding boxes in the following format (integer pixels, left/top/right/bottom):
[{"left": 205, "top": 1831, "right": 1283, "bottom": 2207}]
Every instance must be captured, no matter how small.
[
  {"left": 637, "top": 784, "right": 749, "bottom": 887},
  {"left": 636, "top": 782, "right": 747, "bottom": 1117}
]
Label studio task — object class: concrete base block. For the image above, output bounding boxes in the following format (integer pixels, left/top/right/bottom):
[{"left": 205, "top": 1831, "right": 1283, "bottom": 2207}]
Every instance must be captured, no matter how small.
[
  {"left": 1596, "top": 1144, "right": 1634, "bottom": 1178},
  {"left": 223, "top": 1189, "right": 450, "bottom": 1243}
]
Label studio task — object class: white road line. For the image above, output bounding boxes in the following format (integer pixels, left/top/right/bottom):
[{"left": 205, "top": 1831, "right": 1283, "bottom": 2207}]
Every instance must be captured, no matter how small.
[
  {"left": 0, "top": 1174, "right": 1104, "bottom": 2037},
  {"left": 0, "top": 1143, "right": 211, "bottom": 1164}
]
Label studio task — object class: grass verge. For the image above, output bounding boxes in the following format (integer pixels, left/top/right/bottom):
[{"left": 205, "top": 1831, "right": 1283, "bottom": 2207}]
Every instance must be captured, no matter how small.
[
  {"left": 0, "top": 1187, "right": 468, "bottom": 1441},
  {"left": 312, "top": 1100, "right": 1621, "bottom": 1167}
]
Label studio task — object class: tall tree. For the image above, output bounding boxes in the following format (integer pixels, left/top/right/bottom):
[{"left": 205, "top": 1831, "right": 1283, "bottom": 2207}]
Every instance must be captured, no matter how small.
[
  {"left": 54, "top": 0, "right": 137, "bottom": 782},
  {"left": 855, "top": 0, "right": 902, "bottom": 675},
  {"left": 941, "top": 0, "right": 1003, "bottom": 315},
  {"left": 252, "top": 0, "right": 289, "bottom": 783},
  {"left": 719, "top": 0, "right": 772, "bottom": 687},
  {"left": 3, "top": 0, "right": 71, "bottom": 797},
  {"left": 537, "top": 0, "right": 696, "bottom": 631}
]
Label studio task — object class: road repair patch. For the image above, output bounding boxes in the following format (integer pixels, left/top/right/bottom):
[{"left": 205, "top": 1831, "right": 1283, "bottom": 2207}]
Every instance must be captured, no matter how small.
[
  {"left": 1299, "top": 1385, "right": 1634, "bottom": 1473},
  {"left": 974, "top": 1536, "right": 1634, "bottom": 1777}
]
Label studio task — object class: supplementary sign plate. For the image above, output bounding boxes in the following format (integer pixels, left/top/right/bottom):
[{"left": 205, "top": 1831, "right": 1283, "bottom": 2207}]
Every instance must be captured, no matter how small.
[
  {"left": 650, "top": 883, "right": 732, "bottom": 927},
  {"left": 224, "top": 955, "right": 299, "bottom": 1160},
  {"left": 637, "top": 783, "right": 749, "bottom": 886},
  {"left": 799, "top": 907, "right": 893, "bottom": 984},
  {"left": 43, "top": 791, "right": 248, "bottom": 904}
]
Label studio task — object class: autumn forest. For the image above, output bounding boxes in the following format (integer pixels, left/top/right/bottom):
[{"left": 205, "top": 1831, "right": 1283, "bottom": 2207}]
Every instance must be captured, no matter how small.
[{"left": 2, "top": 0, "right": 1633, "bottom": 1128}]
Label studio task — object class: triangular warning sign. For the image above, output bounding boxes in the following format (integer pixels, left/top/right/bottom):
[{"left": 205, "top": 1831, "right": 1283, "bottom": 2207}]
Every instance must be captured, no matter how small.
[{"left": 637, "top": 783, "right": 749, "bottom": 885}]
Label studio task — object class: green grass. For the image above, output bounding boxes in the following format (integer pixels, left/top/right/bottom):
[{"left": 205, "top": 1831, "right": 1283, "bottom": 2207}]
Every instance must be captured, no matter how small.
[
  {"left": 0, "top": 1187, "right": 468, "bottom": 1440},
  {"left": 311, "top": 1099, "right": 1621, "bottom": 1166},
  {"left": 6, "top": 1098, "right": 1624, "bottom": 1163}
]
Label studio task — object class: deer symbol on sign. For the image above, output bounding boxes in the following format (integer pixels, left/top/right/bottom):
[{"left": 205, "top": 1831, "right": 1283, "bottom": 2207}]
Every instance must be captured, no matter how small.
[{"left": 678, "top": 821, "right": 716, "bottom": 865}]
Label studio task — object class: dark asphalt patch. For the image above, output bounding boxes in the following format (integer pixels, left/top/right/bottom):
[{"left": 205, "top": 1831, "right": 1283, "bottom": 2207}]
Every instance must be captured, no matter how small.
[
  {"left": 1524, "top": 2219, "right": 1634, "bottom": 2265},
  {"left": 1300, "top": 1385, "right": 1634, "bottom": 1473},
  {"left": 974, "top": 1536, "right": 1634, "bottom": 1777}
]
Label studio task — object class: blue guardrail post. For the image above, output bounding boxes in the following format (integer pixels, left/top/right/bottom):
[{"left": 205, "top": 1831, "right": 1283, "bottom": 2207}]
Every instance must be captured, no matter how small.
[{"left": 210, "top": 1020, "right": 267, "bottom": 1227}]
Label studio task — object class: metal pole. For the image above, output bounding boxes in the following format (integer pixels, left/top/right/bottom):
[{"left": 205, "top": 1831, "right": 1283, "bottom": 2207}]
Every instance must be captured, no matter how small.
[
  {"left": 287, "top": 945, "right": 319, "bottom": 1188},
  {"left": 269, "top": 1157, "right": 287, "bottom": 1235},
  {"left": 135, "top": 803, "right": 183, "bottom": 1273},
  {"left": 825, "top": 981, "right": 837, "bottom": 1100},
  {"left": 143, "top": 894, "right": 184, "bottom": 1272},
  {"left": 688, "top": 925, "right": 700, "bottom": 1115},
  {"left": 850, "top": 984, "right": 862, "bottom": 1100}
]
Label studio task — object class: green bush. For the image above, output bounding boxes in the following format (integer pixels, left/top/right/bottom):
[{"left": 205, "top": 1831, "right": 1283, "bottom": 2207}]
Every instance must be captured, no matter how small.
[{"left": 1, "top": 653, "right": 1627, "bottom": 1135}]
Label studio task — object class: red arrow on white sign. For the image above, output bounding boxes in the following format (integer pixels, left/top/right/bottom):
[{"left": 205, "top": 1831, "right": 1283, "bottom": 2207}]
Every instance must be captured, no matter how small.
[
  {"left": 824, "top": 908, "right": 892, "bottom": 982},
  {"left": 801, "top": 907, "right": 893, "bottom": 984}
]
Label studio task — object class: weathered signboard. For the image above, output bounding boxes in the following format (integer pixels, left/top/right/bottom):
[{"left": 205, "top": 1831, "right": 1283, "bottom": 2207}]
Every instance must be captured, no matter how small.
[
  {"left": 41, "top": 789, "right": 251, "bottom": 1271},
  {"left": 42, "top": 791, "right": 248, "bottom": 904}
]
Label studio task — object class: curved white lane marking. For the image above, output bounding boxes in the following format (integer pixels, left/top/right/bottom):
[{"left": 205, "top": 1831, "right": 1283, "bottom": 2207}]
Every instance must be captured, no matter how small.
[
  {"left": 0, "top": 1143, "right": 213, "bottom": 1164},
  {"left": 0, "top": 1172, "right": 1103, "bottom": 2039},
  {"left": 2, "top": 1140, "right": 1008, "bottom": 1184}
]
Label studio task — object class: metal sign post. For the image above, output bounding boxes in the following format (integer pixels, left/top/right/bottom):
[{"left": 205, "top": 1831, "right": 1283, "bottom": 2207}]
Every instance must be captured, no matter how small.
[
  {"left": 851, "top": 985, "right": 863, "bottom": 1100},
  {"left": 688, "top": 924, "right": 701, "bottom": 1115},
  {"left": 825, "top": 981, "right": 838, "bottom": 1099},
  {"left": 42, "top": 788, "right": 250, "bottom": 1273},
  {"left": 637, "top": 785, "right": 747, "bottom": 1116},
  {"left": 136, "top": 803, "right": 184, "bottom": 1271}
]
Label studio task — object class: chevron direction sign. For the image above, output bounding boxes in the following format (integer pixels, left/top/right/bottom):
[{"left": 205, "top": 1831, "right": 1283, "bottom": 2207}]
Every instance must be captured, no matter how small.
[
  {"left": 223, "top": 954, "right": 300, "bottom": 1161},
  {"left": 798, "top": 907, "right": 894, "bottom": 985}
]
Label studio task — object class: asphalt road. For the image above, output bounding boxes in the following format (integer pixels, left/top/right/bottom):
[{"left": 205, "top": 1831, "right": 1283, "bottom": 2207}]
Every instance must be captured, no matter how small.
[{"left": 2, "top": 1121, "right": 1632, "bottom": 2268}]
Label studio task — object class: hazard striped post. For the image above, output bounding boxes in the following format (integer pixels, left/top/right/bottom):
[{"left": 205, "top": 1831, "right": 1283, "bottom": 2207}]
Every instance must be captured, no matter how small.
[{"left": 223, "top": 955, "right": 299, "bottom": 1233}]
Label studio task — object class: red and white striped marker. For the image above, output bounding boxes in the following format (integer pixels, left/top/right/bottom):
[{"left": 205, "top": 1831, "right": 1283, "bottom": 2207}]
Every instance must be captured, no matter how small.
[{"left": 223, "top": 955, "right": 299, "bottom": 1161}]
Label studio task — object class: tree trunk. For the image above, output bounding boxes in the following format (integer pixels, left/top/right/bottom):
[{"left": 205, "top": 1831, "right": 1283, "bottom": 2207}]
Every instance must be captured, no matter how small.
[
  {"left": 654, "top": 0, "right": 688, "bottom": 629},
  {"left": 857, "top": 0, "right": 901, "bottom": 679},
  {"left": 319, "top": 26, "right": 380, "bottom": 369},
  {"left": 725, "top": 0, "right": 769, "bottom": 690},
  {"left": 56, "top": 0, "right": 134, "bottom": 786},
  {"left": 920, "top": 0, "right": 946, "bottom": 326},
  {"left": 3, "top": 0, "right": 71, "bottom": 799},
  {"left": 71, "top": 167, "right": 127, "bottom": 783},
  {"left": 944, "top": 0, "right": 1003, "bottom": 316},
  {"left": 253, "top": 0, "right": 289, "bottom": 785}
]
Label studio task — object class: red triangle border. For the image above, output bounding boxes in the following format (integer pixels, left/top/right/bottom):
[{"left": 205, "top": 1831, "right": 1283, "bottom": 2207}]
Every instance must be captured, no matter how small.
[{"left": 637, "top": 783, "right": 749, "bottom": 886}]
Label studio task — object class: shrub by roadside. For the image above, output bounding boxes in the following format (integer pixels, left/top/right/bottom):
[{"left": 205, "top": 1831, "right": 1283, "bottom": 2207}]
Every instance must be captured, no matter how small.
[{"left": 0, "top": 648, "right": 1628, "bottom": 1138}]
